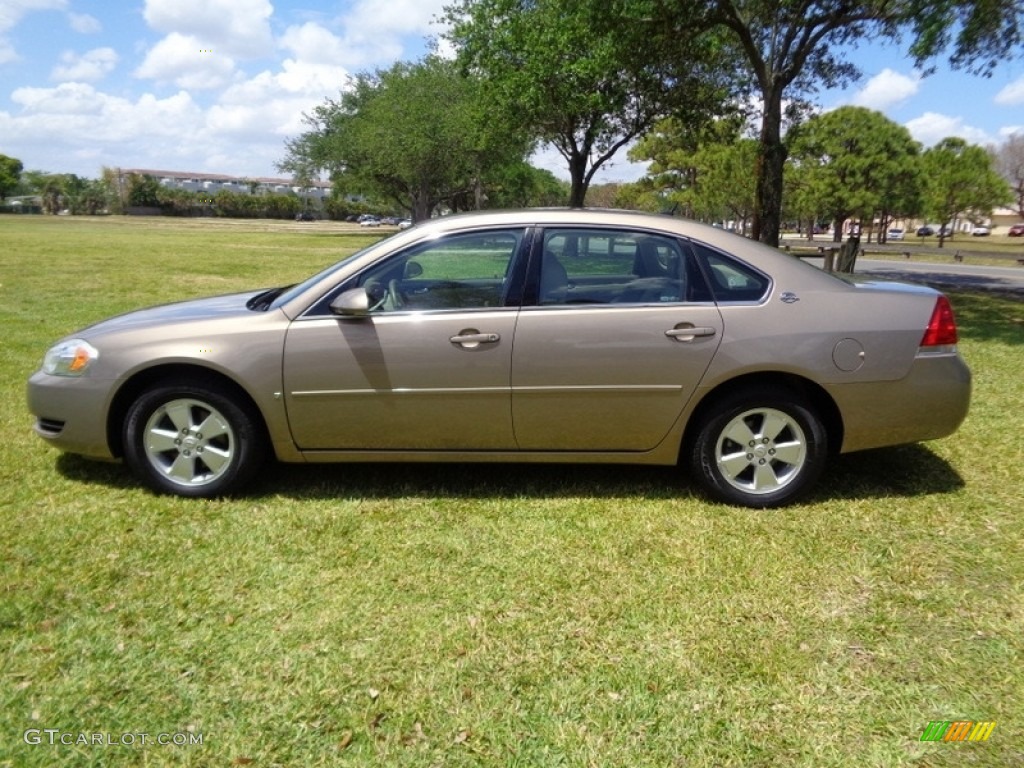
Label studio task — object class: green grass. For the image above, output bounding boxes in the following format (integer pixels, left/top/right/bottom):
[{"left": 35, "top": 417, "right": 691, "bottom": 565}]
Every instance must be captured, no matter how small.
[
  {"left": 782, "top": 231, "right": 1024, "bottom": 267},
  {"left": 2, "top": 215, "right": 1023, "bottom": 767}
]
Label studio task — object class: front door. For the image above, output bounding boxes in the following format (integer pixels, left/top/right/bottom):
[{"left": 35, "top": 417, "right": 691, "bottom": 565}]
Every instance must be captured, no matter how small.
[{"left": 283, "top": 229, "right": 525, "bottom": 450}]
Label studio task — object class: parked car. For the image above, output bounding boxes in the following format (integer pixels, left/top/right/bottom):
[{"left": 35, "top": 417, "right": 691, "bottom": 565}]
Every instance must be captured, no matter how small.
[
  {"left": 887, "top": 228, "right": 905, "bottom": 241},
  {"left": 294, "top": 211, "right": 315, "bottom": 222},
  {"left": 939, "top": 225, "right": 955, "bottom": 237},
  {"left": 359, "top": 216, "right": 381, "bottom": 227},
  {"left": 971, "top": 225, "right": 991, "bottom": 236},
  {"left": 1009, "top": 223, "right": 1024, "bottom": 237},
  {"left": 916, "top": 225, "right": 936, "bottom": 237},
  {"left": 27, "top": 209, "right": 971, "bottom": 508}
]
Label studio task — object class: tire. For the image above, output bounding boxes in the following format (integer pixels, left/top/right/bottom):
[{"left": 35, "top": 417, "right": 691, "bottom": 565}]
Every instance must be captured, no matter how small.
[
  {"left": 122, "top": 381, "right": 267, "bottom": 497},
  {"left": 687, "top": 387, "right": 827, "bottom": 508}
]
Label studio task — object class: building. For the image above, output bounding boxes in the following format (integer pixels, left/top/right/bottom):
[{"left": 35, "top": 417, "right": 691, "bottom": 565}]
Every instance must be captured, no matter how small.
[{"left": 115, "top": 168, "right": 332, "bottom": 201}]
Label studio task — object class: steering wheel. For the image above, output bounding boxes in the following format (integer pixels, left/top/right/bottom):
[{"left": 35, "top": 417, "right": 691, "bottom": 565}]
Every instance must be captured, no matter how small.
[
  {"left": 365, "top": 279, "right": 388, "bottom": 311},
  {"left": 386, "top": 279, "right": 405, "bottom": 310}
]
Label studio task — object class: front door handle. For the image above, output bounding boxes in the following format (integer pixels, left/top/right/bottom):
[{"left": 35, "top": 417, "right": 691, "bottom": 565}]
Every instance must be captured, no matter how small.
[
  {"left": 665, "top": 324, "right": 717, "bottom": 342},
  {"left": 450, "top": 330, "right": 500, "bottom": 348}
]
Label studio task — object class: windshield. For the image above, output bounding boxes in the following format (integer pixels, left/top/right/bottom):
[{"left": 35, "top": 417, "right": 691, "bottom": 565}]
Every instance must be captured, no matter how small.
[{"left": 266, "top": 241, "right": 381, "bottom": 311}]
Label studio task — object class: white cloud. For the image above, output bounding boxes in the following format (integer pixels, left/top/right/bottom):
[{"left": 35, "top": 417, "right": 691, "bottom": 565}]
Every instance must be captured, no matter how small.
[
  {"left": 135, "top": 33, "right": 237, "bottom": 90},
  {"left": 142, "top": 0, "right": 273, "bottom": 58},
  {"left": 51, "top": 47, "right": 118, "bottom": 82},
  {"left": 0, "top": 0, "right": 66, "bottom": 32},
  {"left": 0, "top": 83, "right": 216, "bottom": 172},
  {"left": 67, "top": 11, "right": 100, "bottom": 34},
  {"left": 331, "top": 0, "right": 449, "bottom": 68},
  {"left": 904, "top": 112, "right": 992, "bottom": 147},
  {"left": 995, "top": 77, "right": 1024, "bottom": 106},
  {"left": 7, "top": 83, "right": 201, "bottom": 136},
  {"left": 279, "top": 22, "right": 349, "bottom": 67},
  {"left": 852, "top": 68, "right": 921, "bottom": 110},
  {"left": 211, "top": 58, "right": 351, "bottom": 142}
]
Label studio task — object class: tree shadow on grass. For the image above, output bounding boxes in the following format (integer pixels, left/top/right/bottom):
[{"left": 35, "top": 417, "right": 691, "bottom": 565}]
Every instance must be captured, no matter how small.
[{"left": 55, "top": 443, "right": 963, "bottom": 506}]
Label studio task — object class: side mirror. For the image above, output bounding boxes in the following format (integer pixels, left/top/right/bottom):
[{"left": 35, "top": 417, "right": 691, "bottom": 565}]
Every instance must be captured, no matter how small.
[
  {"left": 330, "top": 287, "right": 371, "bottom": 317},
  {"left": 405, "top": 261, "right": 423, "bottom": 278}
]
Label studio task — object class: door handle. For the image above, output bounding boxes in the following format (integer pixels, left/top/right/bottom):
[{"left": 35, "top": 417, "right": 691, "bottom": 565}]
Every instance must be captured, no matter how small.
[
  {"left": 665, "top": 325, "right": 717, "bottom": 342},
  {"left": 450, "top": 331, "right": 500, "bottom": 348}
]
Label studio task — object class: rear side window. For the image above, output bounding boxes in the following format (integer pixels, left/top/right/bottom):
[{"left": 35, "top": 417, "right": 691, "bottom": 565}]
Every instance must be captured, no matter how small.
[
  {"left": 537, "top": 228, "right": 712, "bottom": 305},
  {"left": 690, "top": 242, "right": 771, "bottom": 302}
]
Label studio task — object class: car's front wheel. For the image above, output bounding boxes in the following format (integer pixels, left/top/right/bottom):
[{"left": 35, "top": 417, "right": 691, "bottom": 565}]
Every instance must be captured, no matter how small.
[
  {"left": 122, "top": 381, "right": 266, "bottom": 497},
  {"left": 688, "top": 388, "right": 827, "bottom": 508}
]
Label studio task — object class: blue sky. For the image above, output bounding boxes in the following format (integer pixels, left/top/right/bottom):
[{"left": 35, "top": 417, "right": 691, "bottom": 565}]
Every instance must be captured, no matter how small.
[{"left": 1, "top": 0, "right": 1022, "bottom": 184}]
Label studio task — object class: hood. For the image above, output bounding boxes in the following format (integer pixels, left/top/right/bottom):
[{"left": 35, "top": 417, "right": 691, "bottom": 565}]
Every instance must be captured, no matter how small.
[{"left": 76, "top": 290, "right": 266, "bottom": 338}]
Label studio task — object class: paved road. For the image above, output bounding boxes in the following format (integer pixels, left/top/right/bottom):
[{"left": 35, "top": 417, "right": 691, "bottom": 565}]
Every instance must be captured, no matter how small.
[{"left": 853, "top": 259, "right": 1024, "bottom": 296}]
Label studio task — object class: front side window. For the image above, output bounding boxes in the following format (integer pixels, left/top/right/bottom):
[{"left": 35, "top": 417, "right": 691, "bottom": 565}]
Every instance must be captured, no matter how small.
[
  {"left": 538, "top": 228, "right": 708, "bottom": 305},
  {"left": 354, "top": 229, "right": 524, "bottom": 312}
]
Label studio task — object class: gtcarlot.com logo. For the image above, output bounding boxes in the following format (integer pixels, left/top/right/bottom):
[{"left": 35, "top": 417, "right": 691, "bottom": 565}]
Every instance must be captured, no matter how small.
[{"left": 24, "top": 729, "right": 203, "bottom": 747}]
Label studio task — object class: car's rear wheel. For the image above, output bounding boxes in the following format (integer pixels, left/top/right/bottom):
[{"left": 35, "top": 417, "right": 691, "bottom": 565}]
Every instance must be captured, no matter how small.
[
  {"left": 688, "top": 388, "right": 827, "bottom": 508},
  {"left": 123, "top": 382, "right": 266, "bottom": 497}
]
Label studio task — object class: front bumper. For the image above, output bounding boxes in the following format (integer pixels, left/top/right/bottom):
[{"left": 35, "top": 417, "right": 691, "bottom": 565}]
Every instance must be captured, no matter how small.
[{"left": 27, "top": 370, "right": 118, "bottom": 460}]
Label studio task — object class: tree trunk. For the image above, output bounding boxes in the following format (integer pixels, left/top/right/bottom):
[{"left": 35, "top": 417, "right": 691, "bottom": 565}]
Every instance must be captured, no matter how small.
[
  {"left": 567, "top": 150, "right": 588, "bottom": 208},
  {"left": 411, "top": 189, "right": 433, "bottom": 222},
  {"left": 753, "top": 88, "right": 786, "bottom": 247}
]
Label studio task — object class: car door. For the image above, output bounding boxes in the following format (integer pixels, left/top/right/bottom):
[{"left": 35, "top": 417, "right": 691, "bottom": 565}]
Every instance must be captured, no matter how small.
[
  {"left": 283, "top": 228, "right": 526, "bottom": 451},
  {"left": 511, "top": 227, "right": 724, "bottom": 451}
]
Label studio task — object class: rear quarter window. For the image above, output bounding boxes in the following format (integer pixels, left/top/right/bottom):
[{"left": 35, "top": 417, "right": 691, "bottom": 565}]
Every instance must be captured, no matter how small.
[{"left": 690, "top": 242, "right": 771, "bottom": 302}]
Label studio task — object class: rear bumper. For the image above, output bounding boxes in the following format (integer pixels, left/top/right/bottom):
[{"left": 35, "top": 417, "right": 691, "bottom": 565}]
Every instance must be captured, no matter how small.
[{"left": 833, "top": 351, "right": 971, "bottom": 453}]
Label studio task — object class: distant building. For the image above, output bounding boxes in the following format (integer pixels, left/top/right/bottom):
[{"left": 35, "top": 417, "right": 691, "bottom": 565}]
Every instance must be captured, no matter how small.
[{"left": 115, "top": 168, "right": 333, "bottom": 200}]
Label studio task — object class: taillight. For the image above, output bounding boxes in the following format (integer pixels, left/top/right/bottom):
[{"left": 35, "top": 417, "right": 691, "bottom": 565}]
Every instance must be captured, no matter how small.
[{"left": 920, "top": 295, "right": 958, "bottom": 347}]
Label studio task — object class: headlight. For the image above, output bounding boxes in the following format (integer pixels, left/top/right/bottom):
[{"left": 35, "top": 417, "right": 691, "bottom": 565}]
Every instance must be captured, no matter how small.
[{"left": 42, "top": 339, "right": 99, "bottom": 376}]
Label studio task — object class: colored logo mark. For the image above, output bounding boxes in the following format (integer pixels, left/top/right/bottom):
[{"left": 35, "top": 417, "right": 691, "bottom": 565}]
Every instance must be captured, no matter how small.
[{"left": 920, "top": 721, "right": 996, "bottom": 742}]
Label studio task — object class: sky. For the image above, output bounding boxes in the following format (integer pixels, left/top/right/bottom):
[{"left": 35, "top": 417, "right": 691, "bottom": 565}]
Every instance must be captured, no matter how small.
[{"left": 1, "top": 0, "right": 1023, "bottom": 185}]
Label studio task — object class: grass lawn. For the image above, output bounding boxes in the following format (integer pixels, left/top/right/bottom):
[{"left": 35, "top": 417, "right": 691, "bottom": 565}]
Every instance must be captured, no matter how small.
[{"left": 1, "top": 215, "right": 1022, "bottom": 767}]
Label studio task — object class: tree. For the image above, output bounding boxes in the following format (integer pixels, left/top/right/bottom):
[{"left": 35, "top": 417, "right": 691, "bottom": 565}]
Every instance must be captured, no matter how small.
[
  {"left": 280, "top": 57, "right": 532, "bottom": 222},
  {"left": 636, "top": 0, "right": 1024, "bottom": 247},
  {"left": 446, "top": 0, "right": 735, "bottom": 207},
  {"left": 921, "top": 137, "right": 1012, "bottom": 246},
  {"left": 0, "top": 154, "right": 23, "bottom": 201},
  {"left": 995, "top": 132, "right": 1024, "bottom": 219},
  {"left": 629, "top": 116, "right": 757, "bottom": 227},
  {"left": 20, "top": 171, "right": 66, "bottom": 214},
  {"left": 787, "top": 107, "right": 922, "bottom": 241},
  {"left": 126, "top": 173, "right": 161, "bottom": 208},
  {"left": 480, "top": 162, "right": 568, "bottom": 209}
]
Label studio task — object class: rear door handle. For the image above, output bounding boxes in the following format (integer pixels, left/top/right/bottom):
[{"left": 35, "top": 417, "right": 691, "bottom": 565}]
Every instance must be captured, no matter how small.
[{"left": 665, "top": 325, "right": 717, "bottom": 342}]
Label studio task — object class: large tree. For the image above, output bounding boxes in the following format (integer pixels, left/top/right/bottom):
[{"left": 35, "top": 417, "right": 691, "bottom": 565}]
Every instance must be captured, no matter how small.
[
  {"left": 280, "top": 57, "right": 531, "bottom": 221},
  {"left": 0, "top": 154, "right": 23, "bottom": 201},
  {"left": 787, "top": 106, "right": 923, "bottom": 241},
  {"left": 445, "top": 0, "right": 736, "bottom": 207},
  {"left": 680, "top": 0, "right": 1021, "bottom": 246},
  {"left": 922, "top": 137, "right": 1012, "bottom": 246}
]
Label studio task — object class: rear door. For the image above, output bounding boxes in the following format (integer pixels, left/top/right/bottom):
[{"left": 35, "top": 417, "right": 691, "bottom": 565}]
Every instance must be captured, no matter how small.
[{"left": 511, "top": 227, "right": 724, "bottom": 451}]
